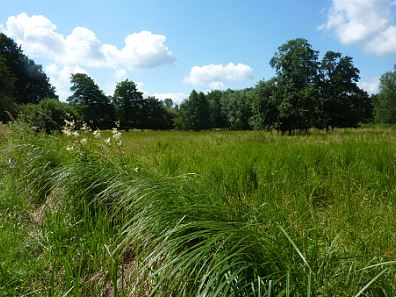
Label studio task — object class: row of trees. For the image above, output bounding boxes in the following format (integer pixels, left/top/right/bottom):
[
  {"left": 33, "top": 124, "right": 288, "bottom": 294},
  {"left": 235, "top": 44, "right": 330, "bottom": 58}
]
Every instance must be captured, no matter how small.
[
  {"left": 66, "top": 73, "right": 175, "bottom": 130},
  {"left": 177, "top": 39, "right": 372, "bottom": 132},
  {"left": 2, "top": 32, "right": 396, "bottom": 132}
]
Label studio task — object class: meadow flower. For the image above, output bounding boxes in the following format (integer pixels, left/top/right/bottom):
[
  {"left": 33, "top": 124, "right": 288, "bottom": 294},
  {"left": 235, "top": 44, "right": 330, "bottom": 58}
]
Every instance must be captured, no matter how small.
[
  {"left": 65, "top": 145, "right": 74, "bottom": 151},
  {"left": 62, "top": 119, "right": 76, "bottom": 136},
  {"left": 105, "top": 137, "right": 111, "bottom": 145},
  {"left": 80, "top": 138, "right": 87, "bottom": 145},
  {"left": 81, "top": 123, "right": 91, "bottom": 132},
  {"left": 93, "top": 129, "right": 101, "bottom": 138},
  {"left": 112, "top": 127, "right": 122, "bottom": 146}
]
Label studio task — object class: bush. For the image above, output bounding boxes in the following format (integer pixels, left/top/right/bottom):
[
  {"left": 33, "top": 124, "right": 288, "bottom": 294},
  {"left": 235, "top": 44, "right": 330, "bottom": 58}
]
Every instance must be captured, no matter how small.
[{"left": 19, "top": 98, "right": 81, "bottom": 133}]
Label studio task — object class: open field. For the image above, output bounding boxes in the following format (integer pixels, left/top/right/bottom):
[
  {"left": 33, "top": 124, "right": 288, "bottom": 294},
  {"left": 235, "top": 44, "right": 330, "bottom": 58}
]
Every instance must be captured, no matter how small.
[{"left": 1, "top": 124, "right": 396, "bottom": 296}]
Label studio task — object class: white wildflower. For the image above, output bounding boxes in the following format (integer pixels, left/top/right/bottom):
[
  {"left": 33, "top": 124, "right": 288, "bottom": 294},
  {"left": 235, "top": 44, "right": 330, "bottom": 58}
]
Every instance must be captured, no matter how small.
[
  {"left": 105, "top": 137, "right": 111, "bottom": 145},
  {"left": 72, "top": 131, "right": 79, "bottom": 137},
  {"left": 80, "top": 138, "right": 87, "bottom": 145},
  {"left": 81, "top": 123, "right": 91, "bottom": 132},
  {"left": 66, "top": 145, "right": 74, "bottom": 151},
  {"left": 93, "top": 129, "right": 101, "bottom": 138},
  {"left": 111, "top": 127, "right": 122, "bottom": 146},
  {"left": 62, "top": 118, "right": 76, "bottom": 136}
]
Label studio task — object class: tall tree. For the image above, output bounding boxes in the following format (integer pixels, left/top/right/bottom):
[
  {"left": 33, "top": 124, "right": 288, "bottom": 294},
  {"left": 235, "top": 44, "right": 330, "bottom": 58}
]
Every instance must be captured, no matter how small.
[
  {"left": 270, "top": 38, "right": 320, "bottom": 133},
  {"left": 112, "top": 79, "right": 144, "bottom": 131},
  {"left": 68, "top": 73, "right": 114, "bottom": 129},
  {"left": 175, "top": 90, "right": 209, "bottom": 130},
  {"left": 319, "top": 51, "right": 372, "bottom": 128},
  {"left": 143, "top": 96, "right": 171, "bottom": 130},
  {"left": 207, "top": 90, "right": 227, "bottom": 129},
  {"left": 374, "top": 65, "right": 396, "bottom": 123},
  {"left": 250, "top": 79, "right": 279, "bottom": 130},
  {"left": 0, "top": 33, "right": 56, "bottom": 105},
  {"left": 227, "top": 89, "right": 254, "bottom": 130},
  {"left": 0, "top": 55, "right": 17, "bottom": 122}
]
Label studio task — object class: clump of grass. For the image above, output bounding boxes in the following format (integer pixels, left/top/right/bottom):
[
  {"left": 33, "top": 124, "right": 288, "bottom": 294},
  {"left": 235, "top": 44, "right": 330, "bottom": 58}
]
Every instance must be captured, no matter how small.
[{"left": 1, "top": 123, "right": 396, "bottom": 295}]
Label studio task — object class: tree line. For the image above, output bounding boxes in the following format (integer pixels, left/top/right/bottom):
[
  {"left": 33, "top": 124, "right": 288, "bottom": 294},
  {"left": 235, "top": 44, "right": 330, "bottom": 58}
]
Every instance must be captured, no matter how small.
[{"left": 1, "top": 32, "right": 396, "bottom": 132}]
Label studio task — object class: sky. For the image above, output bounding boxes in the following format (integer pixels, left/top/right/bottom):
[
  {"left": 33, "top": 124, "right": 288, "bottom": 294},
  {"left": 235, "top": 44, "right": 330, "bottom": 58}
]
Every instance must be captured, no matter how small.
[{"left": 0, "top": 0, "right": 395, "bottom": 103}]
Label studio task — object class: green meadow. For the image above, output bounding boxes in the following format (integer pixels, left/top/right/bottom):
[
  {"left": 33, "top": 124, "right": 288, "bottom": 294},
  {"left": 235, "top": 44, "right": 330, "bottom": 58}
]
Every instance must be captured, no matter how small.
[{"left": 1, "top": 123, "right": 396, "bottom": 296}]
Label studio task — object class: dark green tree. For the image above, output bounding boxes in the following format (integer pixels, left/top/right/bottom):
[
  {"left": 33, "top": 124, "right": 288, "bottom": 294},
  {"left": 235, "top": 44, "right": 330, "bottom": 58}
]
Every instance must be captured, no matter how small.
[
  {"left": 0, "top": 55, "right": 17, "bottom": 122},
  {"left": 319, "top": 51, "right": 372, "bottom": 128},
  {"left": 162, "top": 98, "right": 178, "bottom": 129},
  {"left": 373, "top": 65, "right": 396, "bottom": 124},
  {"left": 112, "top": 79, "right": 144, "bottom": 131},
  {"left": 143, "top": 96, "right": 171, "bottom": 129},
  {"left": 175, "top": 90, "right": 209, "bottom": 130},
  {"left": 249, "top": 79, "right": 280, "bottom": 130},
  {"left": 270, "top": 38, "right": 320, "bottom": 133},
  {"left": 0, "top": 33, "right": 56, "bottom": 105},
  {"left": 227, "top": 89, "right": 254, "bottom": 130},
  {"left": 207, "top": 90, "right": 227, "bottom": 129},
  {"left": 68, "top": 73, "right": 114, "bottom": 129},
  {"left": 20, "top": 98, "right": 81, "bottom": 133}
]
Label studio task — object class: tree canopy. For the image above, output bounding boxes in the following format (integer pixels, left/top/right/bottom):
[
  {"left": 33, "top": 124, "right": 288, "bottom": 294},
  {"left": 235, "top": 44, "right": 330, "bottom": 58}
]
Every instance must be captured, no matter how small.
[
  {"left": 112, "top": 79, "right": 144, "bottom": 131},
  {"left": 374, "top": 65, "right": 396, "bottom": 123},
  {"left": 1, "top": 33, "right": 380, "bottom": 132},
  {"left": 68, "top": 73, "right": 114, "bottom": 129},
  {"left": 0, "top": 33, "right": 56, "bottom": 106}
]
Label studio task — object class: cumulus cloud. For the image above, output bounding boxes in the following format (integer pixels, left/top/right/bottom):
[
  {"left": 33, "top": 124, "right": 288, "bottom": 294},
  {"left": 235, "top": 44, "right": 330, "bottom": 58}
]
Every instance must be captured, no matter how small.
[
  {"left": 1, "top": 12, "right": 176, "bottom": 99},
  {"left": 1, "top": 13, "right": 174, "bottom": 68},
  {"left": 321, "top": 0, "right": 396, "bottom": 54},
  {"left": 152, "top": 92, "right": 186, "bottom": 104},
  {"left": 184, "top": 62, "right": 253, "bottom": 88},
  {"left": 45, "top": 64, "right": 88, "bottom": 99},
  {"left": 114, "top": 68, "right": 128, "bottom": 80},
  {"left": 209, "top": 81, "right": 226, "bottom": 90},
  {"left": 102, "top": 31, "right": 175, "bottom": 68},
  {"left": 359, "top": 77, "right": 380, "bottom": 94}
]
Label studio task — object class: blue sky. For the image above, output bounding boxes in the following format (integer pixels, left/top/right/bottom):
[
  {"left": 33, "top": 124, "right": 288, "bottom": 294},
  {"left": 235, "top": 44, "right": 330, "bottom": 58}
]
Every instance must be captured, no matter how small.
[{"left": 1, "top": 0, "right": 395, "bottom": 103}]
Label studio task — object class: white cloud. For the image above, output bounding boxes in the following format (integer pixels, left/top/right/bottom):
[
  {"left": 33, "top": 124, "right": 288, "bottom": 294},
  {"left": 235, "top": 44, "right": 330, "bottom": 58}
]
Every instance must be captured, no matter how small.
[
  {"left": 184, "top": 62, "right": 253, "bottom": 88},
  {"left": 359, "top": 77, "right": 380, "bottom": 94},
  {"left": 45, "top": 64, "right": 89, "bottom": 99},
  {"left": 209, "top": 81, "right": 226, "bottom": 90},
  {"left": 152, "top": 92, "right": 186, "bottom": 104},
  {"left": 321, "top": 0, "right": 396, "bottom": 54},
  {"left": 1, "top": 13, "right": 175, "bottom": 69},
  {"left": 102, "top": 31, "right": 175, "bottom": 68},
  {"left": 1, "top": 12, "right": 176, "bottom": 100},
  {"left": 367, "top": 26, "right": 396, "bottom": 54},
  {"left": 114, "top": 68, "right": 128, "bottom": 80}
]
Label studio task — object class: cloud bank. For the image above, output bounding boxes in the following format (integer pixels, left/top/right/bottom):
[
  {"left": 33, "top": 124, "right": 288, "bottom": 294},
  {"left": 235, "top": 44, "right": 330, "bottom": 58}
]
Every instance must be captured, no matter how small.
[
  {"left": 184, "top": 62, "right": 253, "bottom": 89},
  {"left": 321, "top": 0, "right": 396, "bottom": 54},
  {"left": 1, "top": 13, "right": 175, "bottom": 98}
]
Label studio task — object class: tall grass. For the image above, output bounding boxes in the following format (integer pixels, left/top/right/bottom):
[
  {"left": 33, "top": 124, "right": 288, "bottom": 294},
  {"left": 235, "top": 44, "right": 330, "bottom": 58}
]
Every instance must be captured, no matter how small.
[{"left": 1, "top": 123, "right": 396, "bottom": 295}]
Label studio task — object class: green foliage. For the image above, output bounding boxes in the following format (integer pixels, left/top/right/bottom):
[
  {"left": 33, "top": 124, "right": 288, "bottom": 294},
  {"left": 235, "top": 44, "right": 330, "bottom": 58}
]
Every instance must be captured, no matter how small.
[
  {"left": 176, "top": 90, "right": 210, "bottom": 130},
  {"left": 227, "top": 89, "right": 254, "bottom": 130},
  {"left": 319, "top": 51, "right": 372, "bottom": 128},
  {"left": 374, "top": 65, "right": 396, "bottom": 123},
  {"left": 0, "top": 33, "right": 57, "bottom": 106},
  {"left": 68, "top": 73, "right": 115, "bottom": 129},
  {"left": 143, "top": 96, "right": 173, "bottom": 129},
  {"left": 112, "top": 79, "right": 144, "bottom": 130},
  {"left": 0, "top": 55, "right": 17, "bottom": 122},
  {"left": 207, "top": 90, "right": 227, "bottom": 129},
  {"left": 19, "top": 98, "right": 81, "bottom": 133},
  {"left": 2, "top": 124, "right": 396, "bottom": 295}
]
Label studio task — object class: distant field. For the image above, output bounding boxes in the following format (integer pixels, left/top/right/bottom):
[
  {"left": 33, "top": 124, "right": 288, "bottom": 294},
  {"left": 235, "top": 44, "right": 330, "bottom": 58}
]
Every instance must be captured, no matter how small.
[{"left": 1, "top": 125, "right": 396, "bottom": 296}]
